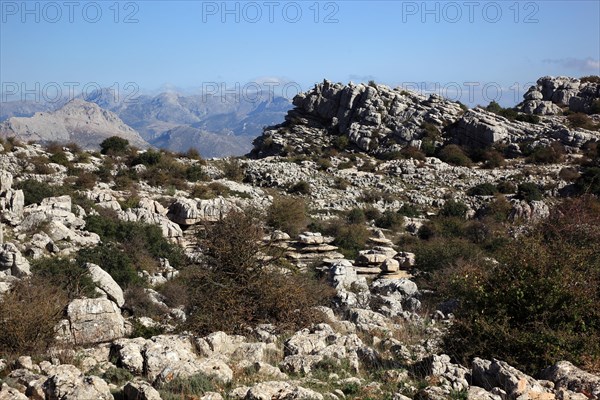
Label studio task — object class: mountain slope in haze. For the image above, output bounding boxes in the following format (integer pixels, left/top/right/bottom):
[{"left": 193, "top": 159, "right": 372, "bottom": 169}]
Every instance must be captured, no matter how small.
[
  {"left": 0, "top": 99, "right": 149, "bottom": 149},
  {"left": 83, "top": 89, "right": 292, "bottom": 156},
  {"left": 151, "top": 126, "right": 254, "bottom": 158}
]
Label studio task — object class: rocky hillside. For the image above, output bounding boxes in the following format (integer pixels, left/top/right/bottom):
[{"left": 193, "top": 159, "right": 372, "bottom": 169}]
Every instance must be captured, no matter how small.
[
  {"left": 0, "top": 75, "right": 599, "bottom": 400},
  {"left": 0, "top": 99, "right": 149, "bottom": 150}
]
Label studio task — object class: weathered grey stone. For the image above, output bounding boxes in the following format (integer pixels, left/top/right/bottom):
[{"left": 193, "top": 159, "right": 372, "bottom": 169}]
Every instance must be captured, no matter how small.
[
  {"left": 86, "top": 263, "right": 124, "bottom": 307},
  {"left": 541, "top": 361, "right": 600, "bottom": 399},
  {"left": 42, "top": 364, "right": 113, "bottom": 400},
  {"left": 66, "top": 298, "right": 126, "bottom": 345},
  {"left": 0, "top": 243, "right": 31, "bottom": 278},
  {"left": 123, "top": 380, "right": 162, "bottom": 400}
]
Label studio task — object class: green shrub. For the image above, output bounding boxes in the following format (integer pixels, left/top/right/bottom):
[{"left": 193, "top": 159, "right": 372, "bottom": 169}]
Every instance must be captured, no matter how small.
[
  {"left": 478, "top": 196, "right": 512, "bottom": 223},
  {"left": 103, "top": 367, "right": 134, "bottom": 385},
  {"left": 438, "top": 145, "right": 472, "bottom": 167},
  {"left": 267, "top": 195, "right": 308, "bottom": 237},
  {"left": 440, "top": 198, "right": 600, "bottom": 373},
  {"left": 185, "top": 164, "right": 209, "bottom": 182},
  {"left": 334, "top": 135, "right": 350, "bottom": 151},
  {"left": 32, "top": 257, "right": 97, "bottom": 300},
  {"left": 496, "top": 181, "right": 517, "bottom": 194},
  {"left": 82, "top": 216, "right": 186, "bottom": 287},
  {"left": 100, "top": 136, "right": 129, "bottom": 155},
  {"left": 375, "top": 210, "right": 404, "bottom": 231},
  {"left": 77, "top": 243, "right": 141, "bottom": 288},
  {"left": 591, "top": 99, "right": 600, "bottom": 115},
  {"left": 346, "top": 208, "right": 366, "bottom": 224},
  {"left": 515, "top": 114, "right": 541, "bottom": 124},
  {"left": 398, "top": 203, "right": 420, "bottom": 218},
  {"left": 517, "top": 182, "right": 543, "bottom": 201},
  {"left": 191, "top": 182, "right": 230, "bottom": 199},
  {"left": 486, "top": 101, "right": 518, "bottom": 120},
  {"left": 440, "top": 199, "right": 468, "bottom": 218},
  {"left": 527, "top": 142, "right": 565, "bottom": 164},
  {"left": 133, "top": 150, "right": 162, "bottom": 166},
  {"left": 14, "top": 179, "right": 68, "bottom": 206},
  {"left": 49, "top": 151, "right": 70, "bottom": 166},
  {"left": 327, "top": 220, "right": 370, "bottom": 259},
  {"left": 413, "top": 237, "right": 481, "bottom": 274},
  {"left": 467, "top": 183, "right": 498, "bottom": 196}
]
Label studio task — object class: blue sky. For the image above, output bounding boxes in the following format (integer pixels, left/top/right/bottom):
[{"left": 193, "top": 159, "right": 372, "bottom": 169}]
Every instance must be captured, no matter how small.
[{"left": 1, "top": 0, "right": 599, "bottom": 106}]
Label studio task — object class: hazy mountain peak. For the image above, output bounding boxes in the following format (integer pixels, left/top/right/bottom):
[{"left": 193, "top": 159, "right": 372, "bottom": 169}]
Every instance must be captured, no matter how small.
[{"left": 0, "top": 99, "right": 149, "bottom": 150}]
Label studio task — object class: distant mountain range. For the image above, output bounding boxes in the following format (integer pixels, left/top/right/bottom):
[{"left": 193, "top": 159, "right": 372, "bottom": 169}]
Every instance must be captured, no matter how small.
[
  {"left": 0, "top": 89, "right": 292, "bottom": 156},
  {"left": 0, "top": 99, "right": 148, "bottom": 150}
]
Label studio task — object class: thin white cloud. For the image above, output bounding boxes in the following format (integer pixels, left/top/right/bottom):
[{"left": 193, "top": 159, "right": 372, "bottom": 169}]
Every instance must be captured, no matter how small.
[{"left": 543, "top": 57, "right": 600, "bottom": 73}]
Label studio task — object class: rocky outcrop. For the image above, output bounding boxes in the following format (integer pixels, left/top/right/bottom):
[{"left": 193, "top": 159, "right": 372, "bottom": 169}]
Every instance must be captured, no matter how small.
[
  {"left": 0, "top": 242, "right": 31, "bottom": 278},
  {"left": 60, "top": 298, "right": 127, "bottom": 345},
  {"left": 86, "top": 263, "right": 125, "bottom": 307},
  {"left": 42, "top": 364, "right": 113, "bottom": 400},
  {"left": 519, "top": 76, "right": 600, "bottom": 115},
  {"left": 541, "top": 361, "right": 600, "bottom": 399},
  {"left": 472, "top": 358, "right": 553, "bottom": 400},
  {"left": 167, "top": 197, "right": 240, "bottom": 225},
  {"left": 251, "top": 80, "right": 465, "bottom": 157}
]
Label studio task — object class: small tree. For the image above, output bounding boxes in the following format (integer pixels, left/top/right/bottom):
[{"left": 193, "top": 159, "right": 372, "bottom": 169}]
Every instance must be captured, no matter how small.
[
  {"left": 182, "top": 210, "right": 332, "bottom": 335},
  {"left": 267, "top": 195, "right": 308, "bottom": 236},
  {"left": 100, "top": 136, "right": 129, "bottom": 155}
]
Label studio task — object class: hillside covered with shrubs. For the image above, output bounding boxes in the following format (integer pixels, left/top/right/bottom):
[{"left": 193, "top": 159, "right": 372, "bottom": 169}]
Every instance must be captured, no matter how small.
[{"left": 1, "top": 75, "right": 600, "bottom": 400}]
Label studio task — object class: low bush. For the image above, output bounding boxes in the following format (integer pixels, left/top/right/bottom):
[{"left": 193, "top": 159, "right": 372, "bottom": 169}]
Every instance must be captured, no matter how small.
[
  {"left": 221, "top": 159, "right": 245, "bottom": 182},
  {"left": 288, "top": 180, "right": 311, "bottom": 195},
  {"left": 0, "top": 277, "right": 68, "bottom": 357},
  {"left": 467, "top": 183, "right": 498, "bottom": 196},
  {"left": 398, "top": 203, "right": 421, "bottom": 218},
  {"left": 413, "top": 237, "right": 482, "bottom": 274},
  {"left": 267, "top": 195, "right": 308, "bottom": 237},
  {"left": 32, "top": 257, "right": 97, "bottom": 300},
  {"left": 527, "top": 142, "right": 565, "bottom": 164},
  {"left": 185, "top": 164, "right": 209, "bottom": 182},
  {"left": 14, "top": 179, "right": 68, "bottom": 206},
  {"left": 100, "top": 136, "right": 129, "bottom": 155},
  {"left": 567, "top": 113, "right": 597, "bottom": 130},
  {"left": 375, "top": 210, "right": 404, "bottom": 231},
  {"left": 559, "top": 167, "right": 580, "bottom": 182},
  {"left": 132, "top": 150, "right": 162, "bottom": 166},
  {"left": 517, "top": 182, "right": 543, "bottom": 201},
  {"left": 346, "top": 208, "right": 366, "bottom": 224},
  {"left": 191, "top": 182, "right": 230, "bottom": 199},
  {"left": 496, "top": 181, "right": 517, "bottom": 194},
  {"left": 440, "top": 199, "right": 468, "bottom": 218},
  {"left": 181, "top": 210, "right": 332, "bottom": 335},
  {"left": 49, "top": 151, "right": 70, "bottom": 166},
  {"left": 440, "top": 197, "right": 600, "bottom": 373},
  {"left": 438, "top": 145, "right": 472, "bottom": 167},
  {"left": 327, "top": 220, "right": 370, "bottom": 259}
]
